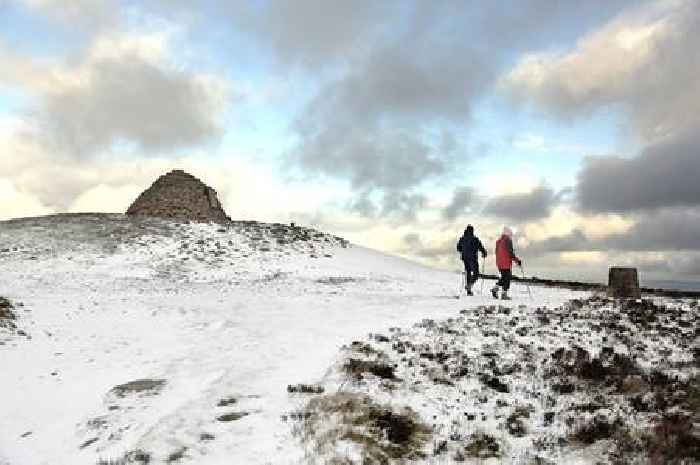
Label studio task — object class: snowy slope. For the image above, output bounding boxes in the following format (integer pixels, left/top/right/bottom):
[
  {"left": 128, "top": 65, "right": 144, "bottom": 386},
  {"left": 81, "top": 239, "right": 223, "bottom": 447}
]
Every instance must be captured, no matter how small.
[{"left": 0, "top": 214, "right": 695, "bottom": 465}]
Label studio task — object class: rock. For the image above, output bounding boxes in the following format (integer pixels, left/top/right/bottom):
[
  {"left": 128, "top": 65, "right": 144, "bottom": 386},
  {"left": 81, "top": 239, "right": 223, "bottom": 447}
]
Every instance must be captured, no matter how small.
[
  {"left": 126, "top": 170, "right": 230, "bottom": 223},
  {"left": 608, "top": 267, "right": 641, "bottom": 299},
  {"left": 110, "top": 378, "right": 166, "bottom": 397},
  {"left": 217, "top": 411, "right": 249, "bottom": 422}
]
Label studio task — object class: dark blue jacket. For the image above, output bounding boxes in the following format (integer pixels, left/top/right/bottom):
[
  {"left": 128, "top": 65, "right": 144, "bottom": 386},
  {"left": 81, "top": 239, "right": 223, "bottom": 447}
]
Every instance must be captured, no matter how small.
[{"left": 457, "top": 230, "right": 487, "bottom": 264}]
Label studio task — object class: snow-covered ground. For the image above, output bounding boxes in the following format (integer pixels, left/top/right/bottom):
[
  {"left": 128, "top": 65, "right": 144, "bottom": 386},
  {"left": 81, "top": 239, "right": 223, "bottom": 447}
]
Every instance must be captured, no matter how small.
[{"left": 0, "top": 214, "right": 696, "bottom": 465}]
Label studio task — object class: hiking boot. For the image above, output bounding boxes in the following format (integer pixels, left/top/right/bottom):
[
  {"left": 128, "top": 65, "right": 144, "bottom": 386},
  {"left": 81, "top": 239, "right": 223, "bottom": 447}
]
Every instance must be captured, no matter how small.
[
  {"left": 491, "top": 286, "right": 499, "bottom": 299},
  {"left": 467, "top": 289, "right": 473, "bottom": 296},
  {"left": 501, "top": 291, "right": 511, "bottom": 300}
]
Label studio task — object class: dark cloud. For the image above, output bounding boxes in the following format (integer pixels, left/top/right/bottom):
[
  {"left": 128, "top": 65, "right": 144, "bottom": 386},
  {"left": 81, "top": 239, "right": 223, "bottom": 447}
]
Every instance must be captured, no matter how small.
[
  {"left": 294, "top": 126, "right": 444, "bottom": 193},
  {"left": 380, "top": 191, "right": 427, "bottom": 220},
  {"left": 525, "top": 229, "right": 588, "bottom": 255},
  {"left": 287, "top": 34, "right": 484, "bottom": 217},
  {"left": 221, "top": 0, "right": 644, "bottom": 219},
  {"left": 39, "top": 54, "right": 225, "bottom": 157},
  {"left": 283, "top": 12, "right": 492, "bottom": 217},
  {"left": 483, "top": 186, "right": 557, "bottom": 222},
  {"left": 224, "top": 0, "right": 642, "bottom": 68},
  {"left": 525, "top": 209, "right": 700, "bottom": 254},
  {"left": 677, "top": 255, "right": 700, "bottom": 276},
  {"left": 502, "top": 0, "right": 700, "bottom": 222},
  {"left": 348, "top": 189, "right": 428, "bottom": 220},
  {"left": 604, "top": 209, "right": 700, "bottom": 251},
  {"left": 223, "top": 0, "right": 397, "bottom": 67},
  {"left": 443, "top": 187, "right": 476, "bottom": 221},
  {"left": 400, "top": 233, "right": 455, "bottom": 261},
  {"left": 577, "top": 132, "right": 700, "bottom": 213}
]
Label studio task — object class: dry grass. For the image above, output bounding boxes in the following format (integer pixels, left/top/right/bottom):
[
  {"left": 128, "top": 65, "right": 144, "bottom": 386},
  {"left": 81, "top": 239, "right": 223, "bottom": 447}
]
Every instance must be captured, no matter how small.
[
  {"left": 462, "top": 432, "right": 501, "bottom": 459},
  {"left": 344, "top": 359, "right": 396, "bottom": 381},
  {"left": 293, "top": 392, "right": 431, "bottom": 464},
  {"left": 95, "top": 449, "right": 151, "bottom": 465}
]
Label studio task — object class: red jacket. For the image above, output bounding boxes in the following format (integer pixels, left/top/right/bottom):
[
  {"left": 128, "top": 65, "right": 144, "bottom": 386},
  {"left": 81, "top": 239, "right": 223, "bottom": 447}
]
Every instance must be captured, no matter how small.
[{"left": 495, "top": 235, "right": 518, "bottom": 270}]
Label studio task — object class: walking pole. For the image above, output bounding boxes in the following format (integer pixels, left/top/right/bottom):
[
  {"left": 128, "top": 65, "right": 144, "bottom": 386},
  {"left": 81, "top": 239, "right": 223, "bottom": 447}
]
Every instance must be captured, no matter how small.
[
  {"left": 519, "top": 264, "right": 533, "bottom": 299},
  {"left": 479, "top": 255, "right": 487, "bottom": 295}
]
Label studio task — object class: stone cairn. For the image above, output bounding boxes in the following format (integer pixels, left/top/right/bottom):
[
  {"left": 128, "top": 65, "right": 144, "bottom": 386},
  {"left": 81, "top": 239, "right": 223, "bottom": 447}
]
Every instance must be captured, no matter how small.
[
  {"left": 607, "top": 267, "right": 641, "bottom": 299},
  {"left": 126, "top": 170, "right": 230, "bottom": 223}
]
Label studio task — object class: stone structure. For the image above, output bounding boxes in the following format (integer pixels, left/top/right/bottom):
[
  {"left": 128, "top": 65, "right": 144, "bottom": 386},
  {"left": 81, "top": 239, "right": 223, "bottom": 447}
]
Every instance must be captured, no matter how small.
[
  {"left": 126, "top": 170, "right": 230, "bottom": 223},
  {"left": 607, "top": 267, "right": 641, "bottom": 299}
]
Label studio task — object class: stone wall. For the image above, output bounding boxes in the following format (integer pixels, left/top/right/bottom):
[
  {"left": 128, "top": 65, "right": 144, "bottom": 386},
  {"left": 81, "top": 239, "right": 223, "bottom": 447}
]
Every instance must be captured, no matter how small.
[{"left": 126, "top": 170, "right": 230, "bottom": 223}]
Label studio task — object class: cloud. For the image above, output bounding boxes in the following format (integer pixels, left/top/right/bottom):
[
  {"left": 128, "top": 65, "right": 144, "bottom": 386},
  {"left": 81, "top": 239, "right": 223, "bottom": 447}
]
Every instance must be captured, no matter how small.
[
  {"left": 604, "top": 209, "right": 700, "bottom": 251},
  {"left": 294, "top": 126, "right": 445, "bottom": 193},
  {"left": 443, "top": 187, "right": 476, "bottom": 221},
  {"left": 0, "top": 178, "right": 54, "bottom": 220},
  {"left": 676, "top": 255, "right": 700, "bottom": 276},
  {"left": 576, "top": 131, "right": 700, "bottom": 213},
  {"left": 503, "top": 0, "right": 700, "bottom": 224},
  {"left": 283, "top": 8, "right": 496, "bottom": 217},
  {"left": 219, "top": 0, "right": 645, "bottom": 220},
  {"left": 380, "top": 191, "right": 428, "bottom": 220},
  {"left": 346, "top": 189, "right": 428, "bottom": 221},
  {"left": 1, "top": 31, "right": 228, "bottom": 158},
  {"left": 40, "top": 54, "right": 226, "bottom": 156},
  {"left": 483, "top": 185, "right": 557, "bottom": 222},
  {"left": 525, "top": 208, "right": 700, "bottom": 254},
  {"left": 502, "top": 0, "right": 700, "bottom": 140},
  {"left": 14, "top": 0, "right": 117, "bottom": 31},
  {"left": 68, "top": 183, "right": 143, "bottom": 213},
  {"left": 524, "top": 228, "right": 589, "bottom": 255},
  {"left": 400, "top": 233, "right": 455, "bottom": 262},
  {"left": 225, "top": 0, "right": 397, "bottom": 67}
]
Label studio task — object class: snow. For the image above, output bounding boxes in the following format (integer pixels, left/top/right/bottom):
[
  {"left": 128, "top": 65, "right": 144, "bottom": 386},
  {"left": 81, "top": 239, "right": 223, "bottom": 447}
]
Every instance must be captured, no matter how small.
[{"left": 0, "top": 214, "right": 696, "bottom": 465}]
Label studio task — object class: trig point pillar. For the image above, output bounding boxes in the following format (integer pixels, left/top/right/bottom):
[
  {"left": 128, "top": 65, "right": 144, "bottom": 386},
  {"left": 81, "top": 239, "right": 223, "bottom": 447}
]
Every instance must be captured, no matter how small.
[{"left": 607, "top": 267, "right": 641, "bottom": 299}]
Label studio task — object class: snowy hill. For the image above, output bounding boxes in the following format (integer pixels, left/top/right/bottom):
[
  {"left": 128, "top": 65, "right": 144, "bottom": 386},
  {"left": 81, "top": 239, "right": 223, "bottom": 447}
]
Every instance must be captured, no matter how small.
[{"left": 0, "top": 215, "right": 697, "bottom": 465}]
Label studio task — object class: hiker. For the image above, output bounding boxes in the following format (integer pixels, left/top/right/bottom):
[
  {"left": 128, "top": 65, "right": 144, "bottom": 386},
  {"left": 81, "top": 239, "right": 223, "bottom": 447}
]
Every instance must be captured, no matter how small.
[
  {"left": 491, "top": 226, "right": 522, "bottom": 300},
  {"left": 456, "top": 225, "right": 487, "bottom": 296}
]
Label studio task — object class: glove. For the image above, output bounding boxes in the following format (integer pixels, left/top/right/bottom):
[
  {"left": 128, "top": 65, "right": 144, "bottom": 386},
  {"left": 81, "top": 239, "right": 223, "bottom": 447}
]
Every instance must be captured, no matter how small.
[
  {"left": 516, "top": 258, "right": 522, "bottom": 267},
  {"left": 482, "top": 252, "right": 487, "bottom": 259}
]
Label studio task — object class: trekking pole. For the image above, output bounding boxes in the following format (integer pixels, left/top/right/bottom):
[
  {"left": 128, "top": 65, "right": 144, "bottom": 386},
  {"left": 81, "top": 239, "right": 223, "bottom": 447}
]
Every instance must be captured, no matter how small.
[
  {"left": 479, "top": 255, "right": 487, "bottom": 295},
  {"left": 519, "top": 264, "right": 533, "bottom": 299},
  {"left": 458, "top": 270, "right": 465, "bottom": 297}
]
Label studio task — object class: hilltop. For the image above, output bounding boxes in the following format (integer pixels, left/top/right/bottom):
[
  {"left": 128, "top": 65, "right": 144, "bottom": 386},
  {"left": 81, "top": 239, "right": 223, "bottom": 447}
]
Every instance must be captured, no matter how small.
[{"left": 0, "top": 214, "right": 697, "bottom": 465}]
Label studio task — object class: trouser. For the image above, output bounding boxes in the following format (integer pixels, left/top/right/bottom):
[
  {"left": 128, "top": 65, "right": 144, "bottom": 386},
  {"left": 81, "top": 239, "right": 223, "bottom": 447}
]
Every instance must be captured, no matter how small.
[
  {"left": 463, "top": 259, "right": 479, "bottom": 287},
  {"left": 496, "top": 268, "right": 512, "bottom": 292}
]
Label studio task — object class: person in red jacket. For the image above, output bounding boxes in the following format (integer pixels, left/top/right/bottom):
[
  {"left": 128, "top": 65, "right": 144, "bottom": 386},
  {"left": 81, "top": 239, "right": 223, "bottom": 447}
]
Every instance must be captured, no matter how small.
[{"left": 491, "top": 226, "right": 522, "bottom": 300}]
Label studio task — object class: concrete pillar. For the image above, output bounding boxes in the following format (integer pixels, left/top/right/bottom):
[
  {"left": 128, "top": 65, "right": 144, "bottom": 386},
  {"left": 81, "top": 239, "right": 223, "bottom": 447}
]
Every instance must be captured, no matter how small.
[{"left": 608, "top": 267, "right": 641, "bottom": 299}]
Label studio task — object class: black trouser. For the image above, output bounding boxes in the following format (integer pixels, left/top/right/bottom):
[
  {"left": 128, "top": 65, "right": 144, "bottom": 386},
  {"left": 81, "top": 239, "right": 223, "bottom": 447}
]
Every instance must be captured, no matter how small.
[
  {"left": 497, "top": 268, "right": 512, "bottom": 291},
  {"left": 463, "top": 259, "right": 479, "bottom": 287}
]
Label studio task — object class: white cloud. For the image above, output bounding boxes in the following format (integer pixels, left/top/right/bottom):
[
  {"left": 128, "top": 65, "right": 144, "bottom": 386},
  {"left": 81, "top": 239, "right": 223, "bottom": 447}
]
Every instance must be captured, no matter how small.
[
  {"left": 522, "top": 206, "right": 633, "bottom": 243},
  {"left": 0, "top": 178, "right": 54, "bottom": 220},
  {"left": 68, "top": 183, "right": 143, "bottom": 213},
  {"left": 502, "top": 0, "right": 699, "bottom": 140}
]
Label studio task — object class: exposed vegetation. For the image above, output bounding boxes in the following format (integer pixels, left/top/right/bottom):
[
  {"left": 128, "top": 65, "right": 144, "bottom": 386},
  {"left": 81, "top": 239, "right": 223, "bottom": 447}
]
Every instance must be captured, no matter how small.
[{"left": 293, "top": 392, "right": 430, "bottom": 464}]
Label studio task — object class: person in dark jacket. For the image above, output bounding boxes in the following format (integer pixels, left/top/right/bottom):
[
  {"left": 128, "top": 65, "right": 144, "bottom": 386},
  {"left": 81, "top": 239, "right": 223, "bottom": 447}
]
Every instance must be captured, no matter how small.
[
  {"left": 456, "top": 225, "right": 487, "bottom": 295},
  {"left": 491, "top": 226, "right": 522, "bottom": 300}
]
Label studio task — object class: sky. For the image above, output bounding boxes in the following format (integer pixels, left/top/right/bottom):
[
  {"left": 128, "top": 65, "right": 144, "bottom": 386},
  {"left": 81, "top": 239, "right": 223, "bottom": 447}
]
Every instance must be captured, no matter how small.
[{"left": 1, "top": 0, "right": 699, "bottom": 283}]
